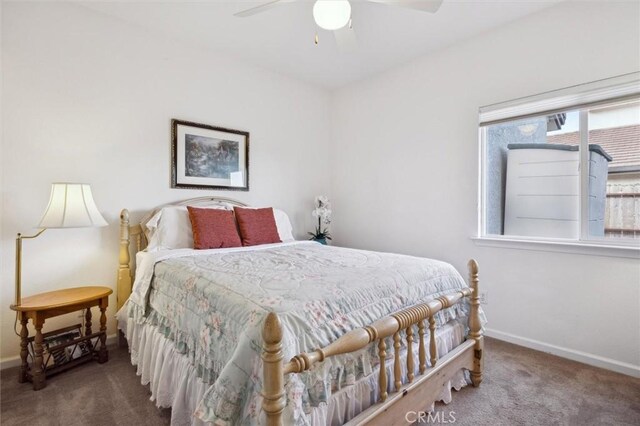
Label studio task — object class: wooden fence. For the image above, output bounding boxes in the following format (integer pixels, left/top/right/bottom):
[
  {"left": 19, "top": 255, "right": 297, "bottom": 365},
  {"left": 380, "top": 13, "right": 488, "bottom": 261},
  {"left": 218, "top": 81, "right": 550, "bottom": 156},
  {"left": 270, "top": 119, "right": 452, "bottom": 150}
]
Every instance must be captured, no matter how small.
[{"left": 605, "top": 182, "right": 640, "bottom": 238}]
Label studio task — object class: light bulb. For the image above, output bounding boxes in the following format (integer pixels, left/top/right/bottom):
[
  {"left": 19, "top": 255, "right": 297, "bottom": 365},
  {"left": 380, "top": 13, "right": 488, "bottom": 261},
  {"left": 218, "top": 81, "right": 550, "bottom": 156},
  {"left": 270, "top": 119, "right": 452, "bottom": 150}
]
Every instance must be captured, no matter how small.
[{"left": 313, "top": 0, "right": 352, "bottom": 31}]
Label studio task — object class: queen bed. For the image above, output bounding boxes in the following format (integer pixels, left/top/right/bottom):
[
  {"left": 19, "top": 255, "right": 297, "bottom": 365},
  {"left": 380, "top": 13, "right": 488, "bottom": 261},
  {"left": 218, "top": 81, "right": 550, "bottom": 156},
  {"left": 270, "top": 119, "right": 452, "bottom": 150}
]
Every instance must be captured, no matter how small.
[{"left": 116, "top": 197, "right": 485, "bottom": 426}]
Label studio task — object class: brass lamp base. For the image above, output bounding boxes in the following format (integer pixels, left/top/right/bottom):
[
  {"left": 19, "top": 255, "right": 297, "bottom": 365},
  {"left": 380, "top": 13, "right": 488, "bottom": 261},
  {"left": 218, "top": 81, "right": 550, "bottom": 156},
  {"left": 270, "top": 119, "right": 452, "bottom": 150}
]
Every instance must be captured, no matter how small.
[{"left": 15, "top": 229, "right": 46, "bottom": 306}]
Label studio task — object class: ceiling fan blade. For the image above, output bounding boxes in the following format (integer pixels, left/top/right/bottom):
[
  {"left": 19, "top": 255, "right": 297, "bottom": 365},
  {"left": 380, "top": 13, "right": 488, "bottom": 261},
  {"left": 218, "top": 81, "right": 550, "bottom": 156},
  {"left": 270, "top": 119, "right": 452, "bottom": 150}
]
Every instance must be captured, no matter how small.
[
  {"left": 367, "top": 0, "right": 444, "bottom": 13},
  {"left": 234, "top": 0, "right": 284, "bottom": 17},
  {"left": 334, "top": 25, "right": 358, "bottom": 54}
]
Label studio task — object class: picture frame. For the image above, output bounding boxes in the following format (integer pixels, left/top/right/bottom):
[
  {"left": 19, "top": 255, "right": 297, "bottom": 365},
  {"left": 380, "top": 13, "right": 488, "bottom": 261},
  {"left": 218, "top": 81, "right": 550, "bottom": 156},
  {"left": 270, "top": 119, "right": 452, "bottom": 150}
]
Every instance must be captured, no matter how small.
[{"left": 171, "top": 119, "right": 249, "bottom": 191}]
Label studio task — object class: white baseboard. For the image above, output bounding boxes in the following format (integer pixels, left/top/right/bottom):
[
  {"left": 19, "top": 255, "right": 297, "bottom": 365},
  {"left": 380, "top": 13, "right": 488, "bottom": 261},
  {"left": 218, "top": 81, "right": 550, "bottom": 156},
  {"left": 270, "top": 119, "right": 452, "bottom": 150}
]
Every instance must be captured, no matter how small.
[
  {"left": 1, "top": 355, "right": 21, "bottom": 371},
  {"left": 486, "top": 328, "right": 640, "bottom": 378},
  {"left": 0, "top": 333, "right": 119, "bottom": 371}
]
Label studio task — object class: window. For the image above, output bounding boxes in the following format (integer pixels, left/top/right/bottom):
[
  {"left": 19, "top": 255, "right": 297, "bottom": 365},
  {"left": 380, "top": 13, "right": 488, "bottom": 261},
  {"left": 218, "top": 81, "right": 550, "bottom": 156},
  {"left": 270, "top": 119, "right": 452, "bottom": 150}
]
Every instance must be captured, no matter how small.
[{"left": 478, "top": 73, "right": 640, "bottom": 250}]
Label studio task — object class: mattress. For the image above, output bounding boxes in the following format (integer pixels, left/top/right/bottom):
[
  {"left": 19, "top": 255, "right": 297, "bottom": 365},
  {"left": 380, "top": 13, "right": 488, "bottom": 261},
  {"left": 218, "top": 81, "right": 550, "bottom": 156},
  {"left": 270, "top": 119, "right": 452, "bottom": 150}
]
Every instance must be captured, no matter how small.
[{"left": 121, "top": 241, "right": 480, "bottom": 425}]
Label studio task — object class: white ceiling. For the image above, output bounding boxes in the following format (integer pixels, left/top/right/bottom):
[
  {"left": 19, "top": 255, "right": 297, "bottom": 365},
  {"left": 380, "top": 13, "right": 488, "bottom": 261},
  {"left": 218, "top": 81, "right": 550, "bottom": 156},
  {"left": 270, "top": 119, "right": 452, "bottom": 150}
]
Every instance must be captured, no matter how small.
[{"left": 79, "top": 0, "right": 562, "bottom": 89}]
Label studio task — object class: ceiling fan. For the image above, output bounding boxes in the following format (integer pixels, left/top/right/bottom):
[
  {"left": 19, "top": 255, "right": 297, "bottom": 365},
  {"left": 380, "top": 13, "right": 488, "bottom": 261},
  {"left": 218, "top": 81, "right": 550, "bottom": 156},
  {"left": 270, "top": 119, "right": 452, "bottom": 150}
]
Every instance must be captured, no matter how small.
[{"left": 234, "top": 0, "right": 444, "bottom": 52}]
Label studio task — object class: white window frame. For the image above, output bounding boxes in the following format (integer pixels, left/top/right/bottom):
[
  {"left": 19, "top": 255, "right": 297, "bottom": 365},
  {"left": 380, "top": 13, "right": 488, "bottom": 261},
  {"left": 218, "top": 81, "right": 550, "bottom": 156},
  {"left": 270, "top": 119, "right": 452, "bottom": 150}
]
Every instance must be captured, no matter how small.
[{"left": 475, "top": 73, "right": 640, "bottom": 259}]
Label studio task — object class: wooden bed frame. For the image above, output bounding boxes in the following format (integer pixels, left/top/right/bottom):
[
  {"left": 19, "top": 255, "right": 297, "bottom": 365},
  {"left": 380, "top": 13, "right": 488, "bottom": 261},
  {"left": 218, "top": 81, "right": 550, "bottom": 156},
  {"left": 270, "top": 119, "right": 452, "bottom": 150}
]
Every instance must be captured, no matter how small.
[{"left": 116, "top": 197, "right": 483, "bottom": 426}]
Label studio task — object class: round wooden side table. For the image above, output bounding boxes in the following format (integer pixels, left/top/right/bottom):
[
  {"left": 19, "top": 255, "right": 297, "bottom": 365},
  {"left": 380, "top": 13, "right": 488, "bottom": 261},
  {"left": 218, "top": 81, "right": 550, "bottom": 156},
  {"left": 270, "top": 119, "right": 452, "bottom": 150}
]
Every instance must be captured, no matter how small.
[{"left": 10, "top": 286, "right": 113, "bottom": 390}]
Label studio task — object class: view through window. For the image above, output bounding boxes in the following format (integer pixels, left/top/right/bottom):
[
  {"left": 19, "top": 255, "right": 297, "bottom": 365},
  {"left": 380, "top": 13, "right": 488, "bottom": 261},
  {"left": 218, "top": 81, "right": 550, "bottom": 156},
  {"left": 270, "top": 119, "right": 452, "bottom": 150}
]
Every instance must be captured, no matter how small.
[{"left": 482, "top": 97, "right": 639, "bottom": 242}]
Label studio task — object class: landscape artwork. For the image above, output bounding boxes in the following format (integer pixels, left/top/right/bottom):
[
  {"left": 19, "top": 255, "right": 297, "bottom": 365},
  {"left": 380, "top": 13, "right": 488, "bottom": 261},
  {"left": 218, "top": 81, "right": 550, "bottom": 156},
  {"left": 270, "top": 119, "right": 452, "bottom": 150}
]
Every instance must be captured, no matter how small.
[
  {"left": 172, "top": 119, "right": 249, "bottom": 191},
  {"left": 184, "top": 135, "right": 240, "bottom": 179}
]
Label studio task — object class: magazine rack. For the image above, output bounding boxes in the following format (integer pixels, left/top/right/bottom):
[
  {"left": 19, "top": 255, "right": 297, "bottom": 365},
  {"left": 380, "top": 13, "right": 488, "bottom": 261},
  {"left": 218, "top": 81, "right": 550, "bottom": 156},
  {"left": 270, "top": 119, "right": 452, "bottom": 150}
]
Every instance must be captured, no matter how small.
[{"left": 26, "top": 323, "right": 107, "bottom": 378}]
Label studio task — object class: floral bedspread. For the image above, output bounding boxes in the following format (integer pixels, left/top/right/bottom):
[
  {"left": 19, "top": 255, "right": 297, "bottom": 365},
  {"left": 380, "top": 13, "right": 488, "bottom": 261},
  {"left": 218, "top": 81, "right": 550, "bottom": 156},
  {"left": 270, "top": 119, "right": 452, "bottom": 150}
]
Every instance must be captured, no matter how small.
[{"left": 125, "top": 242, "right": 474, "bottom": 425}]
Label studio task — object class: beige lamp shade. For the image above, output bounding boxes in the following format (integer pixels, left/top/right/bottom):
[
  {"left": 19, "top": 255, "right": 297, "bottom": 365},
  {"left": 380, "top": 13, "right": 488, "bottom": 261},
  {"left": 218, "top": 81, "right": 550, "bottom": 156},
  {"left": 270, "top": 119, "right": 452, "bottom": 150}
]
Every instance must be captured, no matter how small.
[{"left": 38, "top": 183, "right": 108, "bottom": 228}]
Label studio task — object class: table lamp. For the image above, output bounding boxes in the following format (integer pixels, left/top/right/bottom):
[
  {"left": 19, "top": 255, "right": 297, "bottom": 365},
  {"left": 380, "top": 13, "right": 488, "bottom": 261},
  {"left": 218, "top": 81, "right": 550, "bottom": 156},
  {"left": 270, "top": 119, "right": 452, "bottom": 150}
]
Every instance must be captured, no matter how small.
[{"left": 14, "top": 183, "right": 108, "bottom": 306}]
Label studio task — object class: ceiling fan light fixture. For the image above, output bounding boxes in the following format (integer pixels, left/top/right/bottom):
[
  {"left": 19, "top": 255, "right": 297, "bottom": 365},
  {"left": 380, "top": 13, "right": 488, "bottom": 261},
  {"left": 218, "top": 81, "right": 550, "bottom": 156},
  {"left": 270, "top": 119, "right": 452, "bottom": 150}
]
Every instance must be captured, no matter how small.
[{"left": 313, "top": 0, "right": 352, "bottom": 31}]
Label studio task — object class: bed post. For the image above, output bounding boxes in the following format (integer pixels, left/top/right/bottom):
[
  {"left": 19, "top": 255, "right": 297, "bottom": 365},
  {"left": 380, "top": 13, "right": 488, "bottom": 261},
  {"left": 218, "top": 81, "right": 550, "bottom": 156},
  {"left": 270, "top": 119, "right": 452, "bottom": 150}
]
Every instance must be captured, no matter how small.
[
  {"left": 262, "top": 312, "right": 286, "bottom": 426},
  {"left": 468, "top": 259, "right": 484, "bottom": 387},
  {"left": 117, "top": 209, "right": 133, "bottom": 311}
]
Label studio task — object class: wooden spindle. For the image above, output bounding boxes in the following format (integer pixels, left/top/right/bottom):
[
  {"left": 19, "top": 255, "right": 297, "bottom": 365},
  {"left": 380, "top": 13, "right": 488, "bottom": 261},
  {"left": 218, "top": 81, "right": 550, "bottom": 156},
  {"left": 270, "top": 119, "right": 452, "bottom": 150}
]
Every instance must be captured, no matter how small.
[
  {"left": 85, "top": 308, "right": 92, "bottom": 336},
  {"left": 98, "top": 299, "right": 109, "bottom": 363},
  {"left": 18, "top": 316, "right": 28, "bottom": 383},
  {"left": 117, "top": 209, "right": 133, "bottom": 311},
  {"left": 429, "top": 315, "right": 437, "bottom": 367},
  {"left": 406, "top": 326, "right": 414, "bottom": 383},
  {"left": 418, "top": 319, "right": 426, "bottom": 374},
  {"left": 33, "top": 319, "right": 45, "bottom": 390},
  {"left": 393, "top": 332, "right": 402, "bottom": 391},
  {"left": 378, "top": 339, "right": 388, "bottom": 402},
  {"left": 262, "top": 313, "right": 285, "bottom": 426},
  {"left": 468, "top": 259, "right": 484, "bottom": 387}
]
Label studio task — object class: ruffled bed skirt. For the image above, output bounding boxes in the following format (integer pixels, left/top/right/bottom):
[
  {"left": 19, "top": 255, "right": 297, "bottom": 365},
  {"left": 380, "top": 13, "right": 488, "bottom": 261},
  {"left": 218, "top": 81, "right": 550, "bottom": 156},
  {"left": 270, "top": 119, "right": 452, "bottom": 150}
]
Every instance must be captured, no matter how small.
[{"left": 118, "top": 313, "right": 469, "bottom": 426}]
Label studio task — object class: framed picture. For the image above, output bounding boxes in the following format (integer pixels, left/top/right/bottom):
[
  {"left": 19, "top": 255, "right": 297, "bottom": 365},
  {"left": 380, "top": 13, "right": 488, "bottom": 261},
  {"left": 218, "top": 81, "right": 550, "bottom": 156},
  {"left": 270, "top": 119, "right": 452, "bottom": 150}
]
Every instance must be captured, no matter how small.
[{"left": 171, "top": 119, "right": 249, "bottom": 191}]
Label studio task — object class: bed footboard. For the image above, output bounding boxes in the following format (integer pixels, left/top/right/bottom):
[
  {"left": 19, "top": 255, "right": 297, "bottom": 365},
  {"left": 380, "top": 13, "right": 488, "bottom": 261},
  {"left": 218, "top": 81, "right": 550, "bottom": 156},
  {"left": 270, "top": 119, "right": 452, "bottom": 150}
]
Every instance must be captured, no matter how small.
[{"left": 262, "top": 259, "right": 483, "bottom": 426}]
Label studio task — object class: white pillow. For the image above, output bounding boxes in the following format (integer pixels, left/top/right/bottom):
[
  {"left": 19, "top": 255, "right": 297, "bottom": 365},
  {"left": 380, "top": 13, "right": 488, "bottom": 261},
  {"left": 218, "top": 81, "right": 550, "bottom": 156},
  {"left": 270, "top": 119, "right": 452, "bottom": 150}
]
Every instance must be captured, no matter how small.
[
  {"left": 145, "top": 205, "right": 230, "bottom": 251},
  {"left": 273, "top": 209, "right": 295, "bottom": 242},
  {"left": 145, "top": 205, "right": 295, "bottom": 251}
]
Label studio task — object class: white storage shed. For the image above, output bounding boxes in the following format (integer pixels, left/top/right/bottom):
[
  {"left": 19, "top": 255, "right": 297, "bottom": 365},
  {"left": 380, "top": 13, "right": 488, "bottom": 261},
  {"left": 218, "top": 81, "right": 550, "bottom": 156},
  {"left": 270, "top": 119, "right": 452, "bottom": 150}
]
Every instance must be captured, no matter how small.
[{"left": 504, "top": 143, "right": 612, "bottom": 239}]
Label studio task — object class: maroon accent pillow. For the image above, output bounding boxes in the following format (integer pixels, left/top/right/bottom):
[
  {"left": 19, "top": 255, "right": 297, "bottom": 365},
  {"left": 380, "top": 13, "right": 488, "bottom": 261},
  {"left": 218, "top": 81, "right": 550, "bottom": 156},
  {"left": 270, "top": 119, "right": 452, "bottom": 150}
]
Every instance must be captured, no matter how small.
[
  {"left": 233, "top": 207, "right": 282, "bottom": 247},
  {"left": 187, "top": 207, "right": 242, "bottom": 249}
]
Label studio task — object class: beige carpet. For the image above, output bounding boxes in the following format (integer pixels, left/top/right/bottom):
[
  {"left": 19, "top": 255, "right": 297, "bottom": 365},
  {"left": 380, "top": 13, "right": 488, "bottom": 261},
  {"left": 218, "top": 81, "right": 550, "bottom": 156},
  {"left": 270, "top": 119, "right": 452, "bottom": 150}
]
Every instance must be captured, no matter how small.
[{"left": 1, "top": 338, "right": 638, "bottom": 425}]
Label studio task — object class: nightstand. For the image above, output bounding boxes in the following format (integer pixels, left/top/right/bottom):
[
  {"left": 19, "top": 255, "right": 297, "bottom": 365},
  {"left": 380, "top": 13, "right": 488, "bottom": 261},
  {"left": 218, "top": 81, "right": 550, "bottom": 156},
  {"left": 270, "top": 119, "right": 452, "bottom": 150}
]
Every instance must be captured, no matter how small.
[{"left": 9, "top": 286, "right": 113, "bottom": 390}]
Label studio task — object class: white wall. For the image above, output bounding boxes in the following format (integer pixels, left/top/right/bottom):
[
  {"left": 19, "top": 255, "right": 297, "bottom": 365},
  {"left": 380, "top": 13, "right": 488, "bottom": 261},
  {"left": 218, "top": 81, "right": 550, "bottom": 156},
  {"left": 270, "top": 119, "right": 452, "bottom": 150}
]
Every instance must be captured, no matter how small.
[
  {"left": 330, "top": 1, "right": 640, "bottom": 376},
  {"left": 0, "top": 2, "right": 331, "bottom": 361}
]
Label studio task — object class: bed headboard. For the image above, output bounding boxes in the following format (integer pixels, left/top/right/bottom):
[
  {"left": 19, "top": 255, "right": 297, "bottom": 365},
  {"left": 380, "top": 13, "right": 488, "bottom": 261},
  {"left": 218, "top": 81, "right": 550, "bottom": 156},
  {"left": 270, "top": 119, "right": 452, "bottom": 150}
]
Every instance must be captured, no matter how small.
[{"left": 117, "top": 196, "right": 249, "bottom": 310}]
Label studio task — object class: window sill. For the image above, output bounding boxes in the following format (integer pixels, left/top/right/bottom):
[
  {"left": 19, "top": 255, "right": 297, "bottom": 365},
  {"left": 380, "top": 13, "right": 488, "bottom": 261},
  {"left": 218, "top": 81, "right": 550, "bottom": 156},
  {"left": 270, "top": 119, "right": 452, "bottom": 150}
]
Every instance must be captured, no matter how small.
[{"left": 472, "top": 236, "right": 640, "bottom": 259}]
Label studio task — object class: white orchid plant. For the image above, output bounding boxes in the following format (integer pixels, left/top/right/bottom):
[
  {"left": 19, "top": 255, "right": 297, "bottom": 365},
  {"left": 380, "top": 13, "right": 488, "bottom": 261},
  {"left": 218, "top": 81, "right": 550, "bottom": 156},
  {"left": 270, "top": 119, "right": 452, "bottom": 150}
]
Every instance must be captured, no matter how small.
[{"left": 309, "top": 195, "right": 332, "bottom": 242}]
